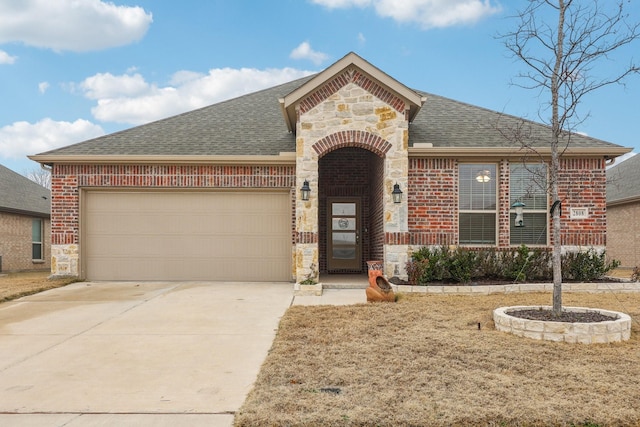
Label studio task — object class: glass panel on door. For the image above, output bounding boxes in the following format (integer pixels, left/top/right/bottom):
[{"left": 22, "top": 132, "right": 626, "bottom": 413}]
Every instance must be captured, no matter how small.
[{"left": 328, "top": 199, "right": 361, "bottom": 270}]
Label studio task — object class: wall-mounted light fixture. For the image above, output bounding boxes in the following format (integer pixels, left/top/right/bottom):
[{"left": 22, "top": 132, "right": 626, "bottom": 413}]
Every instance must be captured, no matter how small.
[
  {"left": 476, "top": 170, "right": 491, "bottom": 183},
  {"left": 512, "top": 201, "right": 525, "bottom": 227},
  {"left": 392, "top": 183, "right": 403, "bottom": 204},
  {"left": 300, "top": 180, "right": 311, "bottom": 201}
]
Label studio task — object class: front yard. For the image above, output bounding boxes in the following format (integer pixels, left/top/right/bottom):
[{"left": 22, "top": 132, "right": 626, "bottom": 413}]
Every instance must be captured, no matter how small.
[
  {"left": 0, "top": 271, "right": 76, "bottom": 302},
  {"left": 236, "top": 292, "right": 640, "bottom": 426}
]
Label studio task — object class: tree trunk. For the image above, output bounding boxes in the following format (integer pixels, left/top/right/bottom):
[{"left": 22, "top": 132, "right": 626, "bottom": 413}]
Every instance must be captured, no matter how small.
[{"left": 551, "top": 0, "right": 566, "bottom": 316}]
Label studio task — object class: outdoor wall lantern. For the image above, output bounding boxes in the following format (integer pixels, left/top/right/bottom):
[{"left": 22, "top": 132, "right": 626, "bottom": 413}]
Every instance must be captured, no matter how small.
[
  {"left": 300, "top": 180, "right": 311, "bottom": 201},
  {"left": 476, "top": 170, "right": 491, "bottom": 183},
  {"left": 392, "top": 183, "right": 403, "bottom": 204},
  {"left": 512, "top": 201, "right": 525, "bottom": 227}
]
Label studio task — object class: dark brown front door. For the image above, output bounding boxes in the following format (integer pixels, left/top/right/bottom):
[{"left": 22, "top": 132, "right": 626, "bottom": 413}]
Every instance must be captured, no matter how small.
[{"left": 327, "top": 198, "right": 361, "bottom": 270}]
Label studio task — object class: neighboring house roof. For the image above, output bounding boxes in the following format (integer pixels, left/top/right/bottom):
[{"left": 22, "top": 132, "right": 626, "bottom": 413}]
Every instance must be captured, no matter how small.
[
  {"left": 607, "top": 154, "right": 640, "bottom": 205},
  {"left": 0, "top": 164, "right": 50, "bottom": 217},
  {"left": 30, "top": 53, "right": 629, "bottom": 164}
]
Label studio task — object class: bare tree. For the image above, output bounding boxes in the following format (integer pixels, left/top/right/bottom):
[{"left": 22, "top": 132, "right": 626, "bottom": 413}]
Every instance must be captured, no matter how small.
[
  {"left": 25, "top": 167, "right": 51, "bottom": 189},
  {"left": 501, "top": 0, "right": 639, "bottom": 315}
]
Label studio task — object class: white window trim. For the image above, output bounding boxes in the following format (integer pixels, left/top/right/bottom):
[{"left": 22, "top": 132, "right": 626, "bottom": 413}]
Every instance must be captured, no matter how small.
[
  {"left": 459, "top": 163, "right": 498, "bottom": 246},
  {"left": 509, "top": 163, "right": 549, "bottom": 247},
  {"left": 32, "top": 218, "right": 44, "bottom": 261}
]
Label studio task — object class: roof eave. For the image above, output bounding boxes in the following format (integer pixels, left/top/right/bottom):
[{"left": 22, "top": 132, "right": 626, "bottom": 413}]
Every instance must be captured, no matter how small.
[
  {"left": 28, "top": 153, "right": 297, "bottom": 166},
  {"left": 408, "top": 145, "right": 633, "bottom": 159},
  {"left": 607, "top": 195, "right": 640, "bottom": 207},
  {"left": 0, "top": 206, "right": 50, "bottom": 218}
]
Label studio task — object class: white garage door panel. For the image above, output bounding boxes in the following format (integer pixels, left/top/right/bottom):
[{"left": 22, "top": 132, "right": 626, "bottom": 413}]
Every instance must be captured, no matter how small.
[{"left": 84, "top": 191, "right": 291, "bottom": 281}]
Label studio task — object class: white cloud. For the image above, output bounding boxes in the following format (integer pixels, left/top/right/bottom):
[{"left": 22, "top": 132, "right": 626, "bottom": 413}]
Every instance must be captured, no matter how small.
[
  {"left": 357, "top": 33, "right": 367, "bottom": 44},
  {"left": 0, "top": 0, "right": 152, "bottom": 52},
  {"left": 78, "top": 67, "right": 316, "bottom": 125},
  {"left": 38, "top": 82, "right": 50, "bottom": 94},
  {"left": 311, "top": 0, "right": 501, "bottom": 28},
  {"left": 0, "top": 49, "right": 16, "bottom": 64},
  {"left": 290, "top": 42, "right": 330, "bottom": 65},
  {"left": 0, "top": 118, "right": 105, "bottom": 159},
  {"left": 79, "top": 72, "right": 150, "bottom": 100}
]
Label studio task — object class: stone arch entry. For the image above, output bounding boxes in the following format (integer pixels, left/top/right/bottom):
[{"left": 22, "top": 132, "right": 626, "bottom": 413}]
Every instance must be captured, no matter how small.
[
  {"left": 317, "top": 142, "right": 387, "bottom": 274},
  {"left": 312, "top": 130, "right": 392, "bottom": 159}
]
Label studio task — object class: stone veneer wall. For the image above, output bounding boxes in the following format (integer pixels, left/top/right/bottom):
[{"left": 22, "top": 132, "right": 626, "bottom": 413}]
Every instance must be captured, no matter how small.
[
  {"left": 49, "top": 164, "right": 296, "bottom": 277},
  {"left": 296, "top": 67, "right": 410, "bottom": 282}
]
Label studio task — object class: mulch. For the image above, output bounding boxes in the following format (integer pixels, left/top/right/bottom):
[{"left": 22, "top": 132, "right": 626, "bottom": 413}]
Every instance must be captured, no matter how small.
[{"left": 508, "top": 308, "right": 618, "bottom": 323}]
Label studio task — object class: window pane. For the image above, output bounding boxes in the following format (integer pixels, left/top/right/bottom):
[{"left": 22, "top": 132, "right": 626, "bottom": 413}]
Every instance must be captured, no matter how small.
[
  {"left": 510, "top": 163, "right": 548, "bottom": 245},
  {"left": 332, "top": 203, "right": 356, "bottom": 216},
  {"left": 32, "top": 219, "right": 42, "bottom": 241},
  {"left": 459, "top": 213, "right": 496, "bottom": 244},
  {"left": 32, "top": 243, "right": 42, "bottom": 260},
  {"left": 510, "top": 212, "right": 547, "bottom": 245},
  {"left": 459, "top": 164, "right": 496, "bottom": 210},
  {"left": 510, "top": 164, "right": 548, "bottom": 210}
]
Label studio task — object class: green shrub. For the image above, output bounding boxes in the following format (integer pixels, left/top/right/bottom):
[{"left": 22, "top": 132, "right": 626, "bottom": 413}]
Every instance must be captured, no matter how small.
[
  {"left": 406, "top": 245, "right": 619, "bottom": 285},
  {"left": 447, "top": 248, "right": 477, "bottom": 283},
  {"left": 501, "top": 245, "right": 531, "bottom": 282},
  {"left": 562, "top": 249, "right": 620, "bottom": 282},
  {"left": 408, "top": 246, "right": 450, "bottom": 283},
  {"left": 475, "top": 249, "right": 501, "bottom": 280}
]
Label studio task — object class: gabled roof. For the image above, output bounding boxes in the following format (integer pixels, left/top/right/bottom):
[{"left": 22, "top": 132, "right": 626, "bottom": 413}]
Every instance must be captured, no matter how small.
[
  {"left": 607, "top": 154, "right": 640, "bottom": 205},
  {"left": 0, "top": 164, "right": 50, "bottom": 217},
  {"left": 279, "top": 52, "right": 426, "bottom": 132},
  {"left": 29, "top": 53, "right": 630, "bottom": 165}
]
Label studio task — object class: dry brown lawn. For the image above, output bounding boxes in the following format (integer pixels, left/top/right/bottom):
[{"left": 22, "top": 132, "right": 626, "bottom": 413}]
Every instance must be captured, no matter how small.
[
  {"left": 0, "top": 271, "right": 76, "bottom": 302},
  {"left": 236, "top": 292, "right": 640, "bottom": 427}
]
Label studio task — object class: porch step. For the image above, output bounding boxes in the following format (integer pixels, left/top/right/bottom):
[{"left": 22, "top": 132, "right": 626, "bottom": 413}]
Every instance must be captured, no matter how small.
[{"left": 322, "top": 282, "right": 368, "bottom": 290}]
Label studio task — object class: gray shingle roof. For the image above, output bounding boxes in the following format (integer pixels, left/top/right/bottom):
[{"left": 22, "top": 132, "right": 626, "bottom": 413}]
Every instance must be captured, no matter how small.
[
  {"left": 33, "top": 71, "right": 623, "bottom": 158},
  {"left": 0, "top": 164, "right": 50, "bottom": 217},
  {"left": 607, "top": 154, "right": 640, "bottom": 204},
  {"left": 35, "top": 77, "right": 314, "bottom": 157},
  {"left": 409, "top": 91, "right": 623, "bottom": 150}
]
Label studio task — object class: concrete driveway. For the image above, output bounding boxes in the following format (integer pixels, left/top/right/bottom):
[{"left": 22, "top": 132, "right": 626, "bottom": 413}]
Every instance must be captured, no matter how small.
[{"left": 0, "top": 281, "right": 295, "bottom": 426}]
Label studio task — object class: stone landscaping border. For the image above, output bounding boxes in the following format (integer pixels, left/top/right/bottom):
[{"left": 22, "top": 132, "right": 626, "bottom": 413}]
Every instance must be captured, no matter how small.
[
  {"left": 493, "top": 306, "right": 632, "bottom": 344},
  {"left": 392, "top": 282, "right": 640, "bottom": 295}
]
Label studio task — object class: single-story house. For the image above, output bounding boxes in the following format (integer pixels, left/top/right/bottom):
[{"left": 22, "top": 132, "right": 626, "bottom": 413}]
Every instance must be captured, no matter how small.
[
  {"left": 0, "top": 164, "right": 51, "bottom": 273},
  {"left": 606, "top": 154, "right": 640, "bottom": 268},
  {"left": 29, "top": 52, "right": 630, "bottom": 282}
]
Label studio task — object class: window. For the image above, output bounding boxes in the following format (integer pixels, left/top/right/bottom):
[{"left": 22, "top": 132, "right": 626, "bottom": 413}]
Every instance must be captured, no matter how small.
[
  {"left": 32, "top": 219, "right": 43, "bottom": 260},
  {"left": 510, "top": 163, "right": 548, "bottom": 245},
  {"left": 459, "top": 164, "right": 497, "bottom": 245}
]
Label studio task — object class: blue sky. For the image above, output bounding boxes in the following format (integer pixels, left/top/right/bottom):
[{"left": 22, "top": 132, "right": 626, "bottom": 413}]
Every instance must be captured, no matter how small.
[{"left": 1, "top": 0, "right": 638, "bottom": 175}]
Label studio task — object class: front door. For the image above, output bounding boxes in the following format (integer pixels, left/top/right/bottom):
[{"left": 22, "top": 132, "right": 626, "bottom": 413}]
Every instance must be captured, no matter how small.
[{"left": 327, "top": 198, "right": 361, "bottom": 271}]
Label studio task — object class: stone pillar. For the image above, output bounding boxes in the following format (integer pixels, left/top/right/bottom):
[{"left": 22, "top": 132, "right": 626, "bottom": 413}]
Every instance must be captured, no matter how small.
[
  {"left": 50, "top": 244, "right": 79, "bottom": 278},
  {"left": 295, "top": 133, "right": 320, "bottom": 283}
]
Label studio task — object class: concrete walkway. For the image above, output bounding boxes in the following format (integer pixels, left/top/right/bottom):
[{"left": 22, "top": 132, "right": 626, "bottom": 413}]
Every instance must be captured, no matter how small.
[{"left": 0, "top": 281, "right": 365, "bottom": 426}]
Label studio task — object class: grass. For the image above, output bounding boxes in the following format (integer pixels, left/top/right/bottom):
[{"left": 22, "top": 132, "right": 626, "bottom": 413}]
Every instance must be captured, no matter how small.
[
  {"left": 0, "top": 271, "right": 77, "bottom": 302},
  {"left": 235, "top": 292, "right": 640, "bottom": 426}
]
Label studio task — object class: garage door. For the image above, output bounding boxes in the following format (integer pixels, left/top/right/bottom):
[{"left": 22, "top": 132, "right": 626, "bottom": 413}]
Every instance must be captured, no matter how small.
[{"left": 83, "top": 191, "right": 292, "bottom": 281}]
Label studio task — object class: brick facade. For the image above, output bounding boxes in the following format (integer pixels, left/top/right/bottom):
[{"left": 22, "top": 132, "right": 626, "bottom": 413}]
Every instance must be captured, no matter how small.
[
  {"left": 0, "top": 212, "right": 51, "bottom": 272},
  {"left": 558, "top": 158, "right": 607, "bottom": 247},
  {"left": 407, "top": 157, "right": 607, "bottom": 251},
  {"left": 607, "top": 201, "right": 640, "bottom": 267}
]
